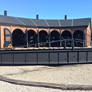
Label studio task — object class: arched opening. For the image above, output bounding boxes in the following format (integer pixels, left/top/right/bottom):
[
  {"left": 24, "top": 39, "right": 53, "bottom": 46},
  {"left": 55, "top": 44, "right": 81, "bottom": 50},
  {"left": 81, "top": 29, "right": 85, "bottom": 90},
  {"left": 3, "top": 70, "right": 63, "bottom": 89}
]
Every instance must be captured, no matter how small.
[
  {"left": 50, "top": 30, "right": 60, "bottom": 47},
  {"left": 39, "top": 30, "right": 48, "bottom": 47},
  {"left": 26, "top": 30, "right": 37, "bottom": 47},
  {"left": 61, "top": 30, "right": 72, "bottom": 47},
  {"left": 4, "top": 28, "right": 12, "bottom": 47},
  {"left": 73, "top": 30, "right": 84, "bottom": 47},
  {"left": 12, "top": 29, "right": 25, "bottom": 47}
]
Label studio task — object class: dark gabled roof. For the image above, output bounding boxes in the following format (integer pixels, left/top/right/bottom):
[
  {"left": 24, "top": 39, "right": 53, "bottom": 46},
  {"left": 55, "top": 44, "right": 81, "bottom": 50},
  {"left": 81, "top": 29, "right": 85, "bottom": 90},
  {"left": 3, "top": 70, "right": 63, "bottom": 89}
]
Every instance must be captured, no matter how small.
[{"left": 0, "top": 15, "right": 91, "bottom": 28}]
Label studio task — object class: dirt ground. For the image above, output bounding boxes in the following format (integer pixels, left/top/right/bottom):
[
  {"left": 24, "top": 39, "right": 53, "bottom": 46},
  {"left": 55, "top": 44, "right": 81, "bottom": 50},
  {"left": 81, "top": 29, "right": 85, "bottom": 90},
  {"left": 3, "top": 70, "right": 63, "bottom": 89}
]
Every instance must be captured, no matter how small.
[{"left": 0, "top": 64, "right": 92, "bottom": 92}]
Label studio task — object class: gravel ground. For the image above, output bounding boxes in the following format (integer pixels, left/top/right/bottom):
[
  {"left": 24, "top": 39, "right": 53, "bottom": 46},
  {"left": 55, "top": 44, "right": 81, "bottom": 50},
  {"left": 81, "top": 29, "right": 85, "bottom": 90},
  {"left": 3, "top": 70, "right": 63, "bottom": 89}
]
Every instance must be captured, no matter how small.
[{"left": 0, "top": 64, "right": 92, "bottom": 92}]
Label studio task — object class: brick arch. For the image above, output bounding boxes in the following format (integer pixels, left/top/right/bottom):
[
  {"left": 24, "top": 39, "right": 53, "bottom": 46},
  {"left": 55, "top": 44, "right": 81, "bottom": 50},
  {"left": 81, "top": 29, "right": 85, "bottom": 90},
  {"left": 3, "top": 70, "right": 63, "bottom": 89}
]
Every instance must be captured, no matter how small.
[
  {"left": 73, "top": 30, "right": 84, "bottom": 39},
  {"left": 73, "top": 30, "right": 84, "bottom": 47},
  {"left": 73, "top": 29, "right": 84, "bottom": 34},
  {"left": 50, "top": 30, "right": 60, "bottom": 47},
  {"left": 39, "top": 30, "right": 49, "bottom": 35},
  {"left": 50, "top": 29, "right": 60, "bottom": 34},
  {"left": 38, "top": 30, "right": 49, "bottom": 47},
  {"left": 4, "top": 28, "right": 11, "bottom": 35},
  {"left": 12, "top": 28, "right": 25, "bottom": 33},
  {"left": 12, "top": 29, "right": 25, "bottom": 47},
  {"left": 26, "top": 29, "right": 37, "bottom": 47},
  {"left": 61, "top": 30, "right": 72, "bottom": 47},
  {"left": 61, "top": 30, "right": 72, "bottom": 38},
  {"left": 26, "top": 28, "right": 37, "bottom": 34},
  {"left": 26, "top": 29, "right": 37, "bottom": 34},
  {"left": 61, "top": 29, "right": 72, "bottom": 35},
  {"left": 39, "top": 29, "right": 49, "bottom": 34}
]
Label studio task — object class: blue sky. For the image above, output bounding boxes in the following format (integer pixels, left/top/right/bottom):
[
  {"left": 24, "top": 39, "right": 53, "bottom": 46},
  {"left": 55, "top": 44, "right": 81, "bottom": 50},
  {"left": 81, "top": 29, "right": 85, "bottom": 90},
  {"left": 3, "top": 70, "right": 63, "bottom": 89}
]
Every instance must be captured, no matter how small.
[{"left": 0, "top": 0, "right": 92, "bottom": 19}]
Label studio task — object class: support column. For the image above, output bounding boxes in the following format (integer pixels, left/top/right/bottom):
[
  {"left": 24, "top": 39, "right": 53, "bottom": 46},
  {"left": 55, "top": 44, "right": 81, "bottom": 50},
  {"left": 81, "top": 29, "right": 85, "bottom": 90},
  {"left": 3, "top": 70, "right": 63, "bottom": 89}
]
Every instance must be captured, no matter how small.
[
  {"left": 60, "top": 29, "right": 62, "bottom": 47},
  {"left": 84, "top": 23, "right": 91, "bottom": 47},
  {"left": 37, "top": 29, "right": 40, "bottom": 47},
  {"left": 0, "top": 25, "right": 1, "bottom": 48},
  {"left": 1, "top": 26, "right": 4, "bottom": 48},
  {"left": 26, "top": 29, "right": 28, "bottom": 48},
  {"left": 84, "top": 29, "right": 88, "bottom": 47},
  {"left": 71, "top": 33, "right": 74, "bottom": 50},
  {"left": 49, "top": 28, "right": 51, "bottom": 47},
  {"left": 10, "top": 26, "right": 13, "bottom": 46}
]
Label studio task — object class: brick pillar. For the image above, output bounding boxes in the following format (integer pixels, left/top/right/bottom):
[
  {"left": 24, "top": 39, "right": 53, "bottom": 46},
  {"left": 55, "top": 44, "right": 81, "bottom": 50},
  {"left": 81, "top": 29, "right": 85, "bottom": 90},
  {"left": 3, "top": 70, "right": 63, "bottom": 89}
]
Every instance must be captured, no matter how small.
[
  {"left": 49, "top": 29, "right": 51, "bottom": 47},
  {"left": 1, "top": 26, "right": 4, "bottom": 48},
  {"left": 84, "top": 29, "right": 87, "bottom": 47},
  {"left": 84, "top": 23, "right": 91, "bottom": 47},
  {"left": 0, "top": 26, "right": 1, "bottom": 48}
]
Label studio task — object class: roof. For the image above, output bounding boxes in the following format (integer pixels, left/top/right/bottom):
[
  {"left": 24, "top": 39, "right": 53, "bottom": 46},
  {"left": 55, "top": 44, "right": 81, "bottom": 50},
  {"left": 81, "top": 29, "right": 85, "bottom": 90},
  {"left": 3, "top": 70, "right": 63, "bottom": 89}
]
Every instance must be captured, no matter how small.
[{"left": 0, "top": 15, "right": 91, "bottom": 28}]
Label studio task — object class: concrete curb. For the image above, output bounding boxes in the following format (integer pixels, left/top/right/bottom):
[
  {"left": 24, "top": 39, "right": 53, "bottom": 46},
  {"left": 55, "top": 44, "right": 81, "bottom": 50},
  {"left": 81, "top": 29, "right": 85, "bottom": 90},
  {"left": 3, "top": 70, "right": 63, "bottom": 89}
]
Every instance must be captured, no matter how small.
[{"left": 0, "top": 75, "right": 92, "bottom": 90}]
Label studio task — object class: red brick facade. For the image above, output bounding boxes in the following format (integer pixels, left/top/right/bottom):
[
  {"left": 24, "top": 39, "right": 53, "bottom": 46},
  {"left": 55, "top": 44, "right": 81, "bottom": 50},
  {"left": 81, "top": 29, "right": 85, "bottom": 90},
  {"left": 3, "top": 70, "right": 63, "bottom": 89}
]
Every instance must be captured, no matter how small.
[{"left": 0, "top": 21, "right": 91, "bottom": 48}]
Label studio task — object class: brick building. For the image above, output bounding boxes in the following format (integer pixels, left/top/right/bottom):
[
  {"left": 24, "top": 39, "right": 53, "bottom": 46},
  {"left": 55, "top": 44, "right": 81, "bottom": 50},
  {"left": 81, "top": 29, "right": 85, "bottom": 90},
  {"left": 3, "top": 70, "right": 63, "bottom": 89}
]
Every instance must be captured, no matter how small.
[{"left": 0, "top": 11, "right": 91, "bottom": 48}]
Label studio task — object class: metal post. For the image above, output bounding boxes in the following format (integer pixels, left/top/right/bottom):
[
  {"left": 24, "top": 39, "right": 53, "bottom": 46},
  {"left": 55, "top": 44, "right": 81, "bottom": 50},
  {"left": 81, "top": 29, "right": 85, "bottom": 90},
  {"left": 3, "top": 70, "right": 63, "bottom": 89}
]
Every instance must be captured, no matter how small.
[
  {"left": 37, "top": 29, "right": 39, "bottom": 47},
  {"left": 64, "top": 39, "right": 66, "bottom": 49},
  {"left": 72, "top": 39, "right": 74, "bottom": 50},
  {"left": 72, "top": 34, "right": 74, "bottom": 50},
  {"left": 37, "top": 52, "right": 38, "bottom": 64},
  {"left": 58, "top": 52, "right": 59, "bottom": 64},
  {"left": 48, "top": 52, "right": 50, "bottom": 64},
  {"left": 86, "top": 51, "right": 88, "bottom": 63},
  {"left": 26, "top": 30, "right": 28, "bottom": 48},
  {"left": 60, "top": 34, "right": 61, "bottom": 47},
  {"left": 13, "top": 54, "right": 14, "bottom": 64},
  {"left": 60, "top": 39, "right": 62, "bottom": 47},
  {"left": 25, "top": 54, "right": 26, "bottom": 64},
  {"left": 60, "top": 29, "right": 62, "bottom": 47},
  {"left": 77, "top": 51, "right": 79, "bottom": 63},
  {"left": 1, "top": 54, "right": 2, "bottom": 64},
  {"left": 49, "top": 29, "right": 51, "bottom": 47},
  {"left": 10, "top": 26, "right": 13, "bottom": 47},
  {"left": 67, "top": 52, "right": 69, "bottom": 63}
]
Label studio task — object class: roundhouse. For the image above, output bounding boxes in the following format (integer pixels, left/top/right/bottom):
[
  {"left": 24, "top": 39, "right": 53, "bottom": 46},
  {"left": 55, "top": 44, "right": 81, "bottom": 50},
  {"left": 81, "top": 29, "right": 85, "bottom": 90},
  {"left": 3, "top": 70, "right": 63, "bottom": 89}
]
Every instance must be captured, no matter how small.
[{"left": 0, "top": 12, "right": 91, "bottom": 48}]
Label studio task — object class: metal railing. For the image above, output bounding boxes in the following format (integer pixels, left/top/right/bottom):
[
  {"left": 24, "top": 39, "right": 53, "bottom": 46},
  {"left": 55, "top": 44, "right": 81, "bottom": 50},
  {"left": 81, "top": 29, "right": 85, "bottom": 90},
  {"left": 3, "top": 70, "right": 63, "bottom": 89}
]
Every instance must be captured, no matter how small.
[{"left": 24, "top": 39, "right": 84, "bottom": 49}]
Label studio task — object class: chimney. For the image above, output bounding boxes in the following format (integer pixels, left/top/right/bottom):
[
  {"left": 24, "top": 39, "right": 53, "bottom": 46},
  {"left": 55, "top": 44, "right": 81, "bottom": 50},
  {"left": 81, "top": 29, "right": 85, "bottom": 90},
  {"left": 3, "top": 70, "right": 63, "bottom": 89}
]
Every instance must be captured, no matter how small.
[
  {"left": 64, "top": 15, "right": 67, "bottom": 20},
  {"left": 36, "top": 14, "right": 39, "bottom": 20},
  {"left": 4, "top": 10, "right": 7, "bottom": 16}
]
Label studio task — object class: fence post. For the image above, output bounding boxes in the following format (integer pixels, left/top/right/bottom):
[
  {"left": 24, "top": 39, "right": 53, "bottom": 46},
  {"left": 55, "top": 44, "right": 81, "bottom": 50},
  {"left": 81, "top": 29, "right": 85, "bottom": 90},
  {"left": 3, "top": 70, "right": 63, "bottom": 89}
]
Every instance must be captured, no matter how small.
[
  {"left": 26, "top": 30, "right": 29, "bottom": 48},
  {"left": 48, "top": 52, "right": 50, "bottom": 64},
  {"left": 86, "top": 51, "right": 88, "bottom": 63},
  {"left": 58, "top": 52, "right": 59, "bottom": 64},
  {"left": 37, "top": 52, "right": 38, "bottom": 64},
  {"left": 64, "top": 40, "right": 66, "bottom": 49},
  {"left": 37, "top": 30, "right": 40, "bottom": 47},
  {"left": 13, "top": 53, "right": 14, "bottom": 64},
  {"left": 67, "top": 51, "right": 69, "bottom": 63},
  {"left": 77, "top": 51, "right": 79, "bottom": 63},
  {"left": 48, "top": 29, "right": 51, "bottom": 47},
  {"left": 72, "top": 39, "right": 74, "bottom": 50},
  {"left": 1, "top": 54, "right": 2, "bottom": 64},
  {"left": 25, "top": 53, "right": 27, "bottom": 64}
]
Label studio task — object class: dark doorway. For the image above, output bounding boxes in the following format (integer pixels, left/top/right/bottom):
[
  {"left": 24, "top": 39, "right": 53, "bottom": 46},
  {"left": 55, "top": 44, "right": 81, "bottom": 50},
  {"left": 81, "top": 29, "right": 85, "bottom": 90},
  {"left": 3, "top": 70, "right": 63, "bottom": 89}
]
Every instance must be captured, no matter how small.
[
  {"left": 26, "top": 30, "right": 37, "bottom": 47},
  {"left": 73, "top": 30, "right": 84, "bottom": 47},
  {"left": 50, "top": 30, "right": 60, "bottom": 47},
  {"left": 39, "top": 30, "right": 48, "bottom": 47},
  {"left": 12, "top": 29, "right": 25, "bottom": 47},
  {"left": 61, "top": 31, "right": 72, "bottom": 47}
]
